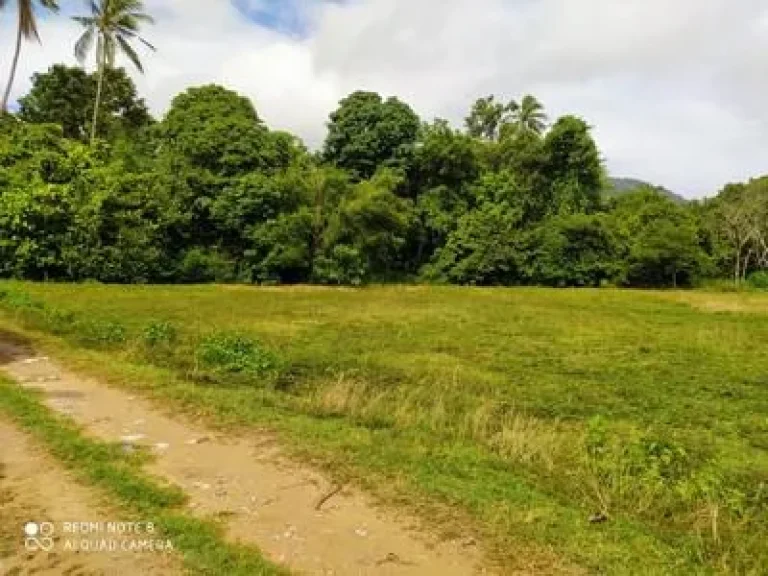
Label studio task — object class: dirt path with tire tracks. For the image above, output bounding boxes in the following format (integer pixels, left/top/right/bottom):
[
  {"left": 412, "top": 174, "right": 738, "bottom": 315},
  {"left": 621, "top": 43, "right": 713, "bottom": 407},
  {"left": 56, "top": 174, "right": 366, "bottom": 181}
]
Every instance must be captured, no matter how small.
[{"left": 0, "top": 339, "right": 488, "bottom": 576}]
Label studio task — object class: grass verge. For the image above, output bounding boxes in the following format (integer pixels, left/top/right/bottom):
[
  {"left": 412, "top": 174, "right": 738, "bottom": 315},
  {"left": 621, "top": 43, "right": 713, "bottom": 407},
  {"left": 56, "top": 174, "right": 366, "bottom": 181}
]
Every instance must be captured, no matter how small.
[{"left": 0, "top": 374, "right": 288, "bottom": 576}]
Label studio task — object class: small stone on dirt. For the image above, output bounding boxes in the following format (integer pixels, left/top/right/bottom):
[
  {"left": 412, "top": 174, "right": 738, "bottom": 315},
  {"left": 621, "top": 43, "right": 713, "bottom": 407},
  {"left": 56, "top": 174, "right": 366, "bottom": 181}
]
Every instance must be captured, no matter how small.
[
  {"left": 186, "top": 436, "right": 211, "bottom": 445},
  {"left": 120, "top": 434, "right": 145, "bottom": 444},
  {"left": 154, "top": 442, "right": 170, "bottom": 452},
  {"left": 376, "top": 553, "right": 402, "bottom": 566},
  {"left": 192, "top": 481, "right": 211, "bottom": 491},
  {"left": 354, "top": 528, "right": 368, "bottom": 537}
]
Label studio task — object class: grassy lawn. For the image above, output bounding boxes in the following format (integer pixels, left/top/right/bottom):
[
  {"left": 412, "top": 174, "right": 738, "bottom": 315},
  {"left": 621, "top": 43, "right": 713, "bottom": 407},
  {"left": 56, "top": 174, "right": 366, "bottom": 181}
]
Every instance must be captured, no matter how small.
[{"left": 0, "top": 282, "right": 766, "bottom": 574}]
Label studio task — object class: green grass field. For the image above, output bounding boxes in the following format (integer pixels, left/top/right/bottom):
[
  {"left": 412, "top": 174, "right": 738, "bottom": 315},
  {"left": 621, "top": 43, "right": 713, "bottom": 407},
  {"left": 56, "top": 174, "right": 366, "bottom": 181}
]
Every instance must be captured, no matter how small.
[{"left": 1, "top": 282, "right": 767, "bottom": 574}]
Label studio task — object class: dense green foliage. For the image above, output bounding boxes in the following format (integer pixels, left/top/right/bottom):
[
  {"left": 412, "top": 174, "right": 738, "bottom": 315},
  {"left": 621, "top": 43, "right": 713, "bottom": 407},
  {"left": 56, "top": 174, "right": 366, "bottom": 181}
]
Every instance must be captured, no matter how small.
[
  {"left": 2, "top": 65, "right": 766, "bottom": 287},
  {"left": 19, "top": 65, "right": 152, "bottom": 141}
]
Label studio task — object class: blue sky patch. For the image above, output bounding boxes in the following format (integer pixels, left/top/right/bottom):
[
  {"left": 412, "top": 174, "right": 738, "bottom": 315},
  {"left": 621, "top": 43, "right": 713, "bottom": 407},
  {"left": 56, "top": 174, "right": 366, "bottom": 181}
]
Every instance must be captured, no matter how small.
[
  {"left": 233, "top": 0, "right": 310, "bottom": 36},
  {"left": 232, "top": 0, "right": 346, "bottom": 37}
]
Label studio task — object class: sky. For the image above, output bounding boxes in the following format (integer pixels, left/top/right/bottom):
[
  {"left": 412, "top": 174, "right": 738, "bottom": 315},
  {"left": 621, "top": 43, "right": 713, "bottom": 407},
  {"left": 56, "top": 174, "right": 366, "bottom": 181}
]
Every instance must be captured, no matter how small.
[{"left": 2, "top": 0, "right": 768, "bottom": 198}]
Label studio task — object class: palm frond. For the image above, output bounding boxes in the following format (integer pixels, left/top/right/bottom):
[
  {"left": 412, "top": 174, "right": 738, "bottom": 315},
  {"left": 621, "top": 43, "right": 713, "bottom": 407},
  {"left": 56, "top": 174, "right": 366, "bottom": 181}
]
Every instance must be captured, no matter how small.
[
  {"left": 116, "top": 34, "right": 144, "bottom": 73},
  {"left": 19, "top": 0, "right": 41, "bottom": 41},
  {"left": 72, "top": 0, "right": 155, "bottom": 75},
  {"left": 129, "top": 12, "right": 154, "bottom": 24},
  {"left": 138, "top": 35, "right": 155, "bottom": 51},
  {"left": 74, "top": 27, "right": 96, "bottom": 63},
  {"left": 72, "top": 15, "right": 96, "bottom": 26}
]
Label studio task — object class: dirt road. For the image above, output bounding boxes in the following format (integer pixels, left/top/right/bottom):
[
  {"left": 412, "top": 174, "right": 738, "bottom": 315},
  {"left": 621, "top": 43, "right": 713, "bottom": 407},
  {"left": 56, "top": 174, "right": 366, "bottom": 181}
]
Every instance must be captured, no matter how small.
[
  {"left": 0, "top": 340, "right": 487, "bottom": 575},
  {"left": 0, "top": 419, "right": 180, "bottom": 575}
]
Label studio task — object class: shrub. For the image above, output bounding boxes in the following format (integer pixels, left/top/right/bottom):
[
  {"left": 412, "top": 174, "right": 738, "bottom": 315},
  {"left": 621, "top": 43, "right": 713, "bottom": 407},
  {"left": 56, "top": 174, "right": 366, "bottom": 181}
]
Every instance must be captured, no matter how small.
[
  {"left": 73, "top": 319, "right": 127, "bottom": 348},
  {"left": 142, "top": 320, "right": 178, "bottom": 348},
  {"left": 196, "top": 332, "right": 278, "bottom": 377},
  {"left": 747, "top": 271, "right": 768, "bottom": 290},
  {"left": 176, "top": 249, "right": 235, "bottom": 284},
  {"left": 312, "top": 245, "right": 366, "bottom": 286},
  {"left": 43, "top": 307, "right": 77, "bottom": 335},
  {"left": 2, "top": 290, "right": 44, "bottom": 314}
]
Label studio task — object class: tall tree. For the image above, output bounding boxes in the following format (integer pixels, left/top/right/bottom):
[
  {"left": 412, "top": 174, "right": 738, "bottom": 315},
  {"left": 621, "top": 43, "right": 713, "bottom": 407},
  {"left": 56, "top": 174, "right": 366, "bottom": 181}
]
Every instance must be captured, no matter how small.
[
  {"left": 323, "top": 91, "right": 420, "bottom": 181},
  {"left": 72, "top": 0, "right": 155, "bottom": 144},
  {"left": 543, "top": 116, "right": 603, "bottom": 214},
  {"left": 159, "top": 84, "right": 271, "bottom": 176},
  {"left": 715, "top": 178, "right": 768, "bottom": 283},
  {"left": 18, "top": 64, "right": 152, "bottom": 141},
  {"left": 513, "top": 94, "right": 548, "bottom": 135},
  {"left": 1, "top": 0, "right": 59, "bottom": 113},
  {"left": 464, "top": 95, "right": 520, "bottom": 141}
]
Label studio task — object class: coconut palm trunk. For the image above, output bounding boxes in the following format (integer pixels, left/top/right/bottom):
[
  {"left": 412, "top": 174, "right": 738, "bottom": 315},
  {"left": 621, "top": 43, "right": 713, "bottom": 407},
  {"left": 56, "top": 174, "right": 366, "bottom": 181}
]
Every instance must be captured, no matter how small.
[
  {"left": 90, "top": 44, "right": 106, "bottom": 144},
  {"left": 2, "top": 0, "right": 60, "bottom": 113},
  {"left": 1, "top": 20, "right": 24, "bottom": 112}
]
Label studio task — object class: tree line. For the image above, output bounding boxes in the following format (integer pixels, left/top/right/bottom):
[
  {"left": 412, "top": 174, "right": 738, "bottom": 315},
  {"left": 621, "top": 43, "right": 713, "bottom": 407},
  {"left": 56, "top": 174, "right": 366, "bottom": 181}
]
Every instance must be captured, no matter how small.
[{"left": 1, "top": 1, "right": 766, "bottom": 287}]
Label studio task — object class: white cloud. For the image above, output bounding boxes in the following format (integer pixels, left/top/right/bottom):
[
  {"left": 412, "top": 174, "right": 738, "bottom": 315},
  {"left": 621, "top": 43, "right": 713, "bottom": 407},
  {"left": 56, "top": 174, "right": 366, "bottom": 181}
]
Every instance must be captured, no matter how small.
[{"left": 2, "top": 0, "right": 767, "bottom": 197}]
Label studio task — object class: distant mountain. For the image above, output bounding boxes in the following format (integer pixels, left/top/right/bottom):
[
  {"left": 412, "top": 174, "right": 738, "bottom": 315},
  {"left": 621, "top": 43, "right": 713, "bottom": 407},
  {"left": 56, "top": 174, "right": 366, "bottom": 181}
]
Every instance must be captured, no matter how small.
[{"left": 607, "top": 177, "right": 687, "bottom": 204}]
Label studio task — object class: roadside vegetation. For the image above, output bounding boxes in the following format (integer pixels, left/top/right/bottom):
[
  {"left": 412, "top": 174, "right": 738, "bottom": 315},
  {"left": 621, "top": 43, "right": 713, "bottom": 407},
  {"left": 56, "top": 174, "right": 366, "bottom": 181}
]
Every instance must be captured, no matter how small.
[{"left": 1, "top": 283, "right": 766, "bottom": 574}]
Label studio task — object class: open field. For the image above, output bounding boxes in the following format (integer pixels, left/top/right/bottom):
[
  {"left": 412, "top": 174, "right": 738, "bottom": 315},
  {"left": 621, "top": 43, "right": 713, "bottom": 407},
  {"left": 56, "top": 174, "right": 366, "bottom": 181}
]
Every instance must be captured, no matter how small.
[{"left": 0, "top": 283, "right": 767, "bottom": 574}]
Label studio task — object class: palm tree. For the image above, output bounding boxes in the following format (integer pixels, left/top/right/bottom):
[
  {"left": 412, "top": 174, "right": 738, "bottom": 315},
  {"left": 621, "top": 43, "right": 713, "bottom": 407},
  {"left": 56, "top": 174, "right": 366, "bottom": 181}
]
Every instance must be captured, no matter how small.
[
  {"left": 513, "top": 94, "right": 548, "bottom": 135},
  {"left": 72, "top": 0, "right": 155, "bottom": 144},
  {"left": 1, "top": 0, "right": 59, "bottom": 113}
]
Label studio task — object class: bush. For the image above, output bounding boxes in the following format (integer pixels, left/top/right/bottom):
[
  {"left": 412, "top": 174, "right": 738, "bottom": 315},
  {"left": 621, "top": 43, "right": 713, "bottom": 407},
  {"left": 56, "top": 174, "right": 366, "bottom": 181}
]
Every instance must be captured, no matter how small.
[
  {"left": 177, "top": 249, "right": 235, "bottom": 284},
  {"left": 196, "top": 332, "right": 278, "bottom": 377},
  {"left": 43, "top": 307, "right": 77, "bottom": 335},
  {"left": 424, "top": 202, "right": 524, "bottom": 285},
  {"left": 2, "top": 290, "right": 45, "bottom": 314},
  {"left": 142, "top": 320, "right": 178, "bottom": 347},
  {"left": 312, "top": 245, "right": 366, "bottom": 286},
  {"left": 73, "top": 319, "right": 127, "bottom": 348},
  {"left": 747, "top": 271, "right": 768, "bottom": 290}
]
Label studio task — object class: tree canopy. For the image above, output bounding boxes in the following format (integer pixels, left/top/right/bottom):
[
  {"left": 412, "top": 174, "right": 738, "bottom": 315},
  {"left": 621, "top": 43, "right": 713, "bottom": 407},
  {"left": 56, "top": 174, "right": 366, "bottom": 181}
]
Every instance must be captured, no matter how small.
[
  {"left": 323, "top": 91, "right": 420, "bottom": 181},
  {"left": 0, "top": 66, "right": 764, "bottom": 288},
  {"left": 18, "top": 65, "right": 151, "bottom": 141}
]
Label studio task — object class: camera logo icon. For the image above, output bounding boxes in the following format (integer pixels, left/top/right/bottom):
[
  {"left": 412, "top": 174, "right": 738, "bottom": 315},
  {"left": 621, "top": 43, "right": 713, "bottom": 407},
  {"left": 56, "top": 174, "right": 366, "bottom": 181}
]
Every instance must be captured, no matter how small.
[{"left": 24, "top": 522, "right": 55, "bottom": 552}]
